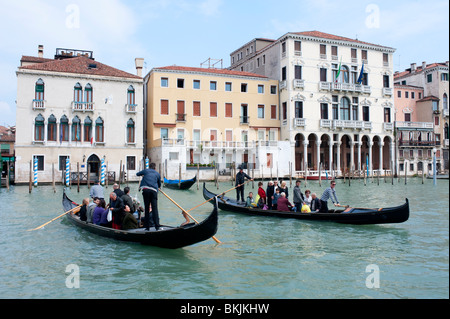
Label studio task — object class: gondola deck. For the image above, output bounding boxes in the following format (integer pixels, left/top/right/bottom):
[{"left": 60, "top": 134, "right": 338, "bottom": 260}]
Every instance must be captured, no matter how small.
[{"left": 163, "top": 176, "right": 197, "bottom": 190}]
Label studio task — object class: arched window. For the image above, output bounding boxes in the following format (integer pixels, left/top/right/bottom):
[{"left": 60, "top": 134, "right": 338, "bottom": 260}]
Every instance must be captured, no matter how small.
[
  {"left": 47, "top": 114, "right": 57, "bottom": 141},
  {"left": 127, "top": 118, "right": 135, "bottom": 143},
  {"left": 443, "top": 93, "right": 448, "bottom": 110},
  {"left": 340, "top": 97, "right": 351, "bottom": 120},
  {"left": 34, "top": 114, "right": 45, "bottom": 141},
  {"left": 60, "top": 115, "right": 69, "bottom": 142},
  {"left": 72, "top": 116, "right": 81, "bottom": 142},
  {"left": 84, "top": 117, "right": 92, "bottom": 143},
  {"left": 341, "top": 65, "right": 350, "bottom": 83},
  {"left": 95, "top": 117, "right": 104, "bottom": 143},
  {"left": 127, "top": 85, "right": 135, "bottom": 106},
  {"left": 35, "top": 78, "right": 44, "bottom": 100},
  {"left": 85, "top": 83, "right": 93, "bottom": 110},
  {"left": 74, "top": 82, "right": 82, "bottom": 103}
]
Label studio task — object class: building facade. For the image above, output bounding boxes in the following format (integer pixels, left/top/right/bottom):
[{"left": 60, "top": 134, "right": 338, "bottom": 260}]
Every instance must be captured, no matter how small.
[
  {"left": 394, "top": 61, "right": 449, "bottom": 172},
  {"left": 144, "top": 66, "right": 291, "bottom": 179},
  {"left": 15, "top": 47, "right": 144, "bottom": 184},
  {"left": 230, "top": 31, "right": 397, "bottom": 177}
]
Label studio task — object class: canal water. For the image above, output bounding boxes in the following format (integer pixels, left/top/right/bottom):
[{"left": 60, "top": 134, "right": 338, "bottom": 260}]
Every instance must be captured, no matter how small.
[{"left": 0, "top": 177, "right": 448, "bottom": 299}]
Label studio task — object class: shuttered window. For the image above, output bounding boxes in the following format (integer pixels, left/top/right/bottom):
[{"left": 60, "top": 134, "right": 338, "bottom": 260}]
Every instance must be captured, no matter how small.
[
  {"left": 193, "top": 101, "right": 201, "bottom": 116},
  {"left": 271, "top": 105, "right": 277, "bottom": 119},
  {"left": 225, "top": 103, "right": 232, "bottom": 118},
  {"left": 210, "top": 102, "right": 217, "bottom": 117},
  {"left": 161, "top": 100, "right": 169, "bottom": 115}
]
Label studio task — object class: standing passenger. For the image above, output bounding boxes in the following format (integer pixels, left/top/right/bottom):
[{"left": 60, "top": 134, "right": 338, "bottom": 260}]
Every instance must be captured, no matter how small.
[
  {"left": 292, "top": 180, "right": 305, "bottom": 213},
  {"left": 319, "top": 180, "right": 340, "bottom": 213}
]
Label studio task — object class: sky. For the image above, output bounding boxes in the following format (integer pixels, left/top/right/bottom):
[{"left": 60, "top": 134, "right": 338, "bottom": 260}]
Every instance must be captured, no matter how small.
[{"left": 0, "top": 0, "right": 448, "bottom": 126}]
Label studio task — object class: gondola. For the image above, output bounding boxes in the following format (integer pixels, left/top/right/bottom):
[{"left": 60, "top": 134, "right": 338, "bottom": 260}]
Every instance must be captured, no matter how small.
[
  {"left": 203, "top": 183, "right": 409, "bottom": 225},
  {"left": 163, "top": 175, "right": 197, "bottom": 190},
  {"left": 63, "top": 192, "right": 218, "bottom": 249}
]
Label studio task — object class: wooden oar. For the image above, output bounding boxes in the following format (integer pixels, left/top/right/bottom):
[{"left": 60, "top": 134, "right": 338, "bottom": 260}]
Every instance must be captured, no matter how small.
[
  {"left": 158, "top": 188, "right": 221, "bottom": 244},
  {"left": 27, "top": 204, "right": 82, "bottom": 231}
]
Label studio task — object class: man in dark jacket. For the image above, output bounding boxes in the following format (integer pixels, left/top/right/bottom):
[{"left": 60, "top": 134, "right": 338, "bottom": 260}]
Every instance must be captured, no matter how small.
[
  {"left": 266, "top": 181, "right": 275, "bottom": 209},
  {"left": 235, "top": 166, "right": 252, "bottom": 203},
  {"left": 121, "top": 186, "right": 135, "bottom": 213},
  {"left": 310, "top": 193, "right": 321, "bottom": 212},
  {"left": 137, "top": 162, "right": 162, "bottom": 230},
  {"left": 109, "top": 192, "right": 125, "bottom": 229}
]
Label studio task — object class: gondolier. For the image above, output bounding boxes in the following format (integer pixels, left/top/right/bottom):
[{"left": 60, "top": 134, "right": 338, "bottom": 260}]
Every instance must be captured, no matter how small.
[
  {"left": 137, "top": 162, "right": 161, "bottom": 231},
  {"left": 235, "top": 166, "right": 253, "bottom": 203},
  {"left": 319, "top": 180, "right": 339, "bottom": 213}
]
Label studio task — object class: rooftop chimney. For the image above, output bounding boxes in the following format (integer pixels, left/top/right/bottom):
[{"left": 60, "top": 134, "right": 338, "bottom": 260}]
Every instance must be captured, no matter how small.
[
  {"left": 422, "top": 61, "right": 427, "bottom": 71},
  {"left": 38, "top": 45, "right": 44, "bottom": 58},
  {"left": 411, "top": 63, "right": 416, "bottom": 72},
  {"left": 135, "top": 58, "right": 144, "bottom": 77}
]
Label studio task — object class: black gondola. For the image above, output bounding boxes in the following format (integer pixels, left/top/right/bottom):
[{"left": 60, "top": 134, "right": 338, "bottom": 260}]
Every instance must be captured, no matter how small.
[
  {"left": 63, "top": 192, "right": 218, "bottom": 249},
  {"left": 163, "top": 175, "right": 197, "bottom": 190},
  {"left": 203, "top": 183, "right": 409, "bottom": 225}
]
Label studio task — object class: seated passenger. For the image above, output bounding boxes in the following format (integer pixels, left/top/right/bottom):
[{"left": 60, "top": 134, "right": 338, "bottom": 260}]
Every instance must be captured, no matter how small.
[
  {"left": 92, "top": 198, "right": 106, "bottom": 225},
  {"left": 272, "top": 188, "right": 281, "bottom": 210},
  {"left": 122, "top": 205, "right": 138, "bottom": 230},
  {"left": 245, "top": 192, "right": 257, "bottom": 207},
  {"left": 310, "top": 193, "right": 321, "bottom": 212},
  {"left": 78, "top": 198, "right": 90, "bottom": 221},
  {"left": 304, "top": 190, "right": 312, "bottom": 207},
  {"left": 277, "top": 192, "right": 293, "bottom": 212}
]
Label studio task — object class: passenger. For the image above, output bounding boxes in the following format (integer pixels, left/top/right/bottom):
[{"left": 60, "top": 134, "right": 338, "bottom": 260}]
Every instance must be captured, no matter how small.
[
  {"left": 122, "top": 205, "right": 138, "bottom": 230},
  {"left": 292, "top": 180, "right": 305, "bottom": 213},
  {"left": 319, "top": 180, "right": 340, "bottom": 213},
  {"left": 121, "top": 186, "right": 135, "bottom": 213},
  {"left": 78, "top": 198, "right": 90, "bottom": 221},
  {"left": 245, "top": 192, "right": 257, "bottom": 207},
  {"left": 304, "top": 190, "right": 312, "bottom": 207},
  {"left": 266, "top": 181, "right": 275, "bottom": 209},
  {"left": 235, "top": 166, "right": 253, "bottom": 203},
  {"left": 89, "top": 179, "right": 104, "bottom": 200},
  {"left": 86, "top": 198, "right": 97, "bottom": 223},
  {"left": 277, "top": 192, "right": 293, "bottom": 212},
  {"left": 278, "top": 181, "right": 289, "bottom": 199},
  {"left": 99, "top": 200, "right": 111, "bottom": 227},
  {"left": 137, "top": 162, "right": 162, "bottom": 231},
  {"left": 109, "top": 192, "right": 125, "bottom": 230},
  {"left": 272, "top": 188, "right": 281, "bottom": 210},
  {"left": 92, "top": 198, "right": 107, "bottom": 225},
  {"left": 257, "top": 182, "right": 266, "bottom": 207},
  {"left": 110, "top": 183, "right": 125, "bottom": 208},
  {"left": 310, "top": 193, "right": 321, "bottom": 213}
]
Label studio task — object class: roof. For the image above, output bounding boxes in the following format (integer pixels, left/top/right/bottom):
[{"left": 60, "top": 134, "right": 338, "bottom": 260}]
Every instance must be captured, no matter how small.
[
  {"left": 417, "top": 95, "right": 440, "bottom": 102},
  {"left": 20, "top": 56, "right": 55, "bottom": 64},
  {"left": 153, "top": 65, "right": 269, "bottom": 79},
  {"left": 19, "top": 56, "right": 142, "bottom": 80},
  {"left": 291, "top": 30, "right": 395, "bottom": 50},
  {"left": 394, "top": 62, "right": 449, "bottom": 79}
]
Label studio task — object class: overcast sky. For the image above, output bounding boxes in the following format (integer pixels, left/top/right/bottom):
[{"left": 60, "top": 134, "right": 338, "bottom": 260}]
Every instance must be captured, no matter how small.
[{"left": 0, "top": 0, "right": 448, "bottom": 126}]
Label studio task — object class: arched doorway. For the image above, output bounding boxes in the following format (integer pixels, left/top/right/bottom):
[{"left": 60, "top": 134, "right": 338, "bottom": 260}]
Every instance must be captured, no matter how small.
[
  {"left": 87, "top": 154, "right": 100, "bottom": 181},
  {"left": 294, "top": 133, "right": 305, "bottom": 171}
]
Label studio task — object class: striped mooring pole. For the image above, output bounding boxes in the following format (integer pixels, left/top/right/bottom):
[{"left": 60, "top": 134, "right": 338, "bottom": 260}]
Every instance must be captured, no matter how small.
[
  {"left": 33, "top": 157, "right": 38, "bottom": 186},
  {"left": 65, "top": 158, "right": 70, "bottom": 187},
  {"left": 101, "top": 158, "right": 106, "bottom": 185},
  {"left": 145, "top": 157, "right": 149, "bottom": 169}
]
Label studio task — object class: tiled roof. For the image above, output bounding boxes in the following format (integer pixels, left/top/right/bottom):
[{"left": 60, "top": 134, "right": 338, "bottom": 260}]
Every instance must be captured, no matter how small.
[
  {"left": 394, "top": 62, "right": 449, "bottom": 79},
  {"left": 417, "top": 95, "right": 440, "bottom": 102},
  {"left": 292, "top": 30, "right": 394, "bottom": 50},
  {"left": 154, "top": 65, "right": 268, "bottom": 78},
  {"left": 20, "top": 56, "right": 55, "bottom": 64},
  {"left": 19, "top": 56, "right": 142, "bottom": 80}
]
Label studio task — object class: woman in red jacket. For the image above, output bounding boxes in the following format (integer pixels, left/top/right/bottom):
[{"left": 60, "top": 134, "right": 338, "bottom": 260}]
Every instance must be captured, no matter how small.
[{"left": 257, "top": 182, "right": 267, "bottom": 207}]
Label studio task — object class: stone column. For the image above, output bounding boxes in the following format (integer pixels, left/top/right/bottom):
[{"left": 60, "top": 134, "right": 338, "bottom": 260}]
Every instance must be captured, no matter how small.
[
  {"left": 336, "top": 142, "right": 341, "bottom": 176},
  {"left": 303, "top": 141, "right": 308, "bottom": 171},
  {"left": 316, "top": 140, "right": 321, "bottom": 171},
  {"left": 357, "top": 142, "right": 362, "bottom": 171},
  {"left": 368, "top": 141, "right": 373, "bottom": 175},
  {"left": 379, "top": 142, "right": 384, "bottom": 171}
]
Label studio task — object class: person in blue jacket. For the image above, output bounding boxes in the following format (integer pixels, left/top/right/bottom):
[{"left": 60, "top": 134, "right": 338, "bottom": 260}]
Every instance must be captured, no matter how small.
[{"left": 137, "top": 162, "right": 162, "bottom": 230}]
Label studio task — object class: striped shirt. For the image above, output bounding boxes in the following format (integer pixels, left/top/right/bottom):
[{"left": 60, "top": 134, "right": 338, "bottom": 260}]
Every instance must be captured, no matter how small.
[{"left": 320, "top": 187, "right": 339, "bottom": 204}]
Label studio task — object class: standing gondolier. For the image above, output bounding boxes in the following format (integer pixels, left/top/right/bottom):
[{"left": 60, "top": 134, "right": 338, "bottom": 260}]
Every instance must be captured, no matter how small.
[
  {"left": 137, "top": 162, "right": 161, "bottom": 230},
  {"left": 319, "top": 180, "right": 339, "bottom": 213},
  {"left": 235, "top": 166, "right": 253, "bottom": 203}
]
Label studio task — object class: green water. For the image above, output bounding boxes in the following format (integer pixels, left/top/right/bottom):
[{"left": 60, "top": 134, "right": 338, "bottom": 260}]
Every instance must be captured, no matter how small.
[{"left": 0, "top": 177, "right": 448, "bottom": 299}]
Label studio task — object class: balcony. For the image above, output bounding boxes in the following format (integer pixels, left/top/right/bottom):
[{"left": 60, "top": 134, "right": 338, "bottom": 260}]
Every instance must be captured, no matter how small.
[
  {"left": 125, "top": 104, "right": 137, "bottom": 113},
  {"left": 398, "top": 140, "right": 437, "bottom": 147},
  {"left": 279, "top": 80, "right": 287, "bottom": 91},
  {"left": 176, "top": 113, "right": 187, "bottom": 122},
  {"left": 444, "top": 109, "right": 449, "bottom": 117},
  {"left": 320, "top": 119, "right": 332, "bottom": 128},
  {"left": 383, "top": 87, "right": 393, "bottom": 96},
  {"left": 332, "top": 120, "right": 366, "bottom": 130},
  {"left": 72, "top": 101, "right": 94, "bottom": 112},
  {"left": 319, "top": 82, "right": 371, "bottom": 94},
  {"left": 396, "top": 121, "right": 434, "bottom": 130},
  {"left": 293, "top": 79, "right": 305, "bottom": 89},
  {"left": 33, "top": 99, "right": 45, "bottom": 110},
  {"left": 445, "top": 139, "right": 449, "bottom": 147},
  {"left": 240, "top": 116, "right": 250, "bottom": 125},
  {"left": 294, "top": 118, "right": 306, "bottom": 127},
  {"left": 383, "top": 122, "right": 394, "bottom": 131}
]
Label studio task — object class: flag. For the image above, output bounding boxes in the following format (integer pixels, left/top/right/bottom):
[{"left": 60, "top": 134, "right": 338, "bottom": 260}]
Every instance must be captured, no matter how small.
[
  {"left": 335, "top": 57, "right": 342, "bottom": 83},
  {"left": 357, "top": 61, "right": 365, "bottom": 84},
  {"left": 90, "top": 137, "right": 93, "bottom": 145}
]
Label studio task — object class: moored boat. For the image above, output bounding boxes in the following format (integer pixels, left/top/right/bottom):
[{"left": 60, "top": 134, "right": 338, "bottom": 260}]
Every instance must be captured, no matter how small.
[
  {"left": 164, "top": 175, "right": 197, "bottom": 190},
  {"left": 63, "top": 191, "right": 218, "bottom": 249},
  {"left": 203, "top": 183, "right": 409, "bottom": 225}
]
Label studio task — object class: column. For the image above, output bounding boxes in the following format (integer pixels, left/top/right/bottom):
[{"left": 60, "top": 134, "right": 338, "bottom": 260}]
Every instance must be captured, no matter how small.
[
  {"left": 390, "top": 143, "right": 395, "bottom": 173},
  {"left": 328, "top": 141, "right": 333, "bottom": 173},
  {"left": 303, "top": 141, "right": 308, "bottom": 171},
  {"left": 350, "top": 141, "right": 355, "bottom": 171},
  {"left": 336, "top": 142, "right": 341, "bottom": 175},
  {"left": 357, "top": 142, "right": 362, "bottom": 171},
  {"left": 368, "top": 141, "right": 373, "bottom": 175},
  {"left": 316, "top": 140, "right": 321, "bottom": 171},
  {"left": 379, "top": 142, "right": 384, "bottom": 171}
]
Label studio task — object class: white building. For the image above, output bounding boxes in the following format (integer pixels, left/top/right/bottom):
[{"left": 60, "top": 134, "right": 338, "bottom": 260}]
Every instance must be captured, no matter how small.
[
  {"left": 15, "top": 46, "right": 144, "bottom": 184},
  {"left": 230, "top": 31, "right": 397, "bottom": 177}
]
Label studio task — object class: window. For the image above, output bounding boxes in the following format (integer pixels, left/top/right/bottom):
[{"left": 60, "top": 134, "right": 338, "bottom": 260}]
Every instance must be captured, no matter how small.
[
  {"left": 72, "top": 116, "right": 81, "bottom": 142},
  {"left": 435, "top": 116, "right": 440, "bottom": 126},
  {"left": 341, "top": 66, "right": 349, "bottom": 83},
  {"left": 177, "top": 79, "right": 184, "bottom": 88},
  {"left": 33, "top": 155, "right": 44, "bottom": 171},
  {"left": 281, "top": 67, "right": 286, "bottom": 81},
  {"left": 241, "top": 104, "right": 249, "bottom": 123},
  {"left": 320, "top": 103, "right": 328, "bottom": 119},
  {"left": 160, "top": 99, "right": 169, "bottom": 115},
  {"left": 411, "top": 92, "right": 415, "bottom": 99},
  {"left": 84, "top": 117, "right": 92, "bottom": 142},
  {"left": 241, "top": 83, "right": 247, "bottom": 92},
  {"left": 127, "top": 119, "right": 135, "bottom": 143},
  {"left": 258, "top": 130, "right": 265, "bottom": 141},
  {"left": 443, "top": 93, "right": 448, "bottom": 110},
  {"left": 127, "top": 156, "right": 136, "bottom": 170},
  {"left": 351, "top": 66, "right": 358, "bottom": 84},
  {"left": 405, "top": 91, "right": 409, "bottom": 98},
  {"left": 160, "top": 128, "right": 168, "bottom": 139},
  {"left": 383, "top": 53, "right": 389, "bottom": 65},
  {"left": 193, "top": 129, "right": 201, "bottom": 142},
  {"left": 95, "top": 117, "right": 104, "bottom": 143},
  {"left": 176, "top": 100, "right": 185, "bottom": 121},
  {"left": 427, "top": 74, "right": 432, "bottom": 83},
  {"left": 419, "top": 92, "right": 422, "bottom": 99},
  {"left": 210, "top": 81, "right": 217, "bottom": 90},
  {"left": 47, "top": 114, "right": 57, "bottom": 141},
  {"left": 35, "top": 78, "right": 44, "bottom": 101},
  {"left": 320, "top": 44, "right": 326, "bottom": 58},
  {"left": 363, "top": 106, "right": 370, "bottom": 122},
  {"left": 161, "top": 77, "right": 168, "bottom": 87},
  {"left": 295, "top": 65, "right": 302, "bottom": 80},
  {"left": 294, "top": 41, "right": 301, "bottom": 54},
  {"left": 210, "top": 102, "right": 217, "bottom": 117},
  {"left": 258, "top": 105, "right": 265, "bottom": 119},
  {"left": 340, "top": 97, "right": 350, "bottom": 120},
  {"left": 432, "top": 101, "right": 438, "bottom": 112},
  {"left": 383, "top": 75, "right": 390, "bottom": 88},
  {"left": 295, "top": 101, "right": 303, "bottom": 118},
  {"left": 320, "top": 68, "right": 327, "bottom": 82},
  {"left": 169, "top": 152, "right": 179, "bottom": 160},
  {"left": 384, "top": 108, "right": 391, "bottom": 122},
  {"left": 441, "top": 73, "right": 449, "bottom": 81},
  {"left": 193, "top": 101, "right": 201, "bottom": 117},
  {"left": 58, "top": 156, "right": 69, "bottom": 171},
  {"left": 351, "top": 48, "right": 357, "bottom": 61},
  {"left": 361, "top": 50, "right": 368, "bottom": 62},
  {"left": 34, "top": 114, "right": 45, "bottom": 141},
  {"left": 332, "top": 96, "right": 338, "bottom": 120},
  {"left": 74, "top": 82, "right": 82, "bottom": 102},
  {"left": 331, "top": 46, "right": 338, "bottom": 58},
  {"left": 60, "top": 115, "right": 69, "bottom": 142},
  {"left": 84, "top": 83, "right": 93, "bottom": 104},
  {"left": 271, "top": 105, "right": 277, "bottom": 119},
  {"left": 361, "top": 72, "right": 368, "bottom": 85},
  {"left": 225, "top": 82, "right": 232, "bottom": 91},
  {"left": 281, "top": 42, "right": 286, "bottom": 56},
  {"left": 127, "top": 85, "right": 135, "bottom": 105},
  {"left": 210, "top": 130, "right": 217, "bottom": 146},
  {"left": 225, "top": 103, "right": 232, "bottom": 118},
  {"left": 352, "top": 97, "right": 358, "bottom": 120},
  {"left": 258, "top": 85, "right": 264, "bottom": 94},
  {"left": 270, "top": 85, "right": 277, "bottom": 94},
  {"left": 193, "top": 80, "right": 200, "bottom": 89},
  {"left": 404, "top": 113, "right": 411, "bottom": 122},
  {"left": 282, "top": 102, "right": 287, "bottom": 121},
  {"left": 397, "top": 91, "right": 401, "bottom": 98}
]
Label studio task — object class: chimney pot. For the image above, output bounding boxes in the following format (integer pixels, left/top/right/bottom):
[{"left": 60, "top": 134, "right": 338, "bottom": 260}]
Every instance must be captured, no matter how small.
[
  {"left": 38, "top": 45, "right": 44, "bottom": 58},
  {"left": 422, "top": 61, "right": 426, "bottom": 71},
  {"left": 135, "top": 58, "right": 144, "bottom": 77},
  {"left": 411, "top": 63, "right": 416, "bottom": 72}
]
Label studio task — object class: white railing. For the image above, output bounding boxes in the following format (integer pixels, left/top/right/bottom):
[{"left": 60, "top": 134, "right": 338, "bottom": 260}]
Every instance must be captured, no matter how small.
[
  {"left": 319, "top": 81, "right": 371, "bottom": 94},
  {"left": 383, "top": 87, "right": 393, "bottom": 96},
  {"left": 332, "top": 120, "right": 372, "bottom": 130},
  {"left": 279, "top": 80, "right": 287, "bottom": 90},
  {"left": 383, "top": 122, "right": 394, "bottom": 131},
  {"left": 72, "top": 101, "right": 94, "bottom": 112},
  {"left": 294, "top": 118, "right": 306, "bottom": 127},
  {"left": 33, "top": 99, "right": 45, "bottom": 109},
  {"left": 320, "top": 119, "right": 332, "bottom": 128},
  {"left": 293, "top": 79, "right": 305, "bottom": 89},
  {"left": 396, "top": 121, "right": 434, "bottom": 129},
  {"left": 443, "top": 109, "right": 449, "bottom": 117},
  {"left": 126, "top": 104, "right": 137, "bottom": 113}
]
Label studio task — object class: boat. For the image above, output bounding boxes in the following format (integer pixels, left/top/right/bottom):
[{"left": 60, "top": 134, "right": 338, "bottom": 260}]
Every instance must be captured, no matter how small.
[
  {"left": 203, "top": 183, "right": 409, "bottom": 225},
  {"left": 163, "top": 175, "right": 197, "bottom": 190},
  {"left": 63, "top": 192, "right": 218, "bottom": 249}
]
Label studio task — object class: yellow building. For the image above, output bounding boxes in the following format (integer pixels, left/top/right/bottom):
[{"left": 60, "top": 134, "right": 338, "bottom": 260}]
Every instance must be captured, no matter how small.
[{"left": 145, "top": 66, "right": 291, "bottom": 179}]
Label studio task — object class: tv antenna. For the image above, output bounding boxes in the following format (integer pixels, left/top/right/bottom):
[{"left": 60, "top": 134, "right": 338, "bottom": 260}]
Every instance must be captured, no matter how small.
[{"left": 200, "top": 58, "right": 223, "bottom": 69}]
